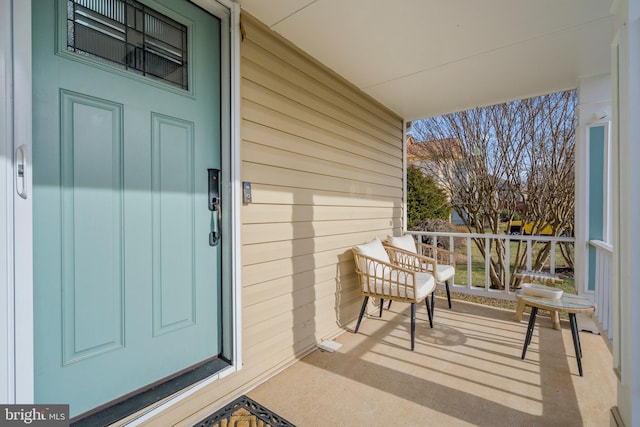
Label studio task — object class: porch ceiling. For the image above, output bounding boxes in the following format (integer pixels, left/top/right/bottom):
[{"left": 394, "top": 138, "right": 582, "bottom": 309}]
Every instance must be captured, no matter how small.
[{"left": 238, "top": 0, "right": 614, "bottom": 120}]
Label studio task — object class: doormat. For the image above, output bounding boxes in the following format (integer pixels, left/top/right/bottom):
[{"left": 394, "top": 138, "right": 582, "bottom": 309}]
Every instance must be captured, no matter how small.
[{"left": 194, "top": 395, "right": 296, "bottom": 427}]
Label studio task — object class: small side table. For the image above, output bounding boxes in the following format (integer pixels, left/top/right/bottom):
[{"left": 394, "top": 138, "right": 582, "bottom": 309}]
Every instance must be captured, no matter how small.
[
  {"left": 514, "top": 271, "right": 563, "bottom": 330},
  {"left": 517, "top": 290, "right": 596, "bottom": 376}
]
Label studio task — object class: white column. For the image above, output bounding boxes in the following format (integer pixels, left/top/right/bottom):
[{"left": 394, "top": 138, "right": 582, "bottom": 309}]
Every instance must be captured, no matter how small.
[{"left": 613, "top": 0, "right": 640, "bottom": 425}]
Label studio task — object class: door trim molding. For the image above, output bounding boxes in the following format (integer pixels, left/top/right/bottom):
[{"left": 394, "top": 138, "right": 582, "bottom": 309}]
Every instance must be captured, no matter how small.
[
  {"left": 230, "top": 0, "right": 243, "bottom": 373},
  {"left": 11, "top": 0, "right": 35, "bottom": 404},
  {"left": 1, "top": 0, "right": 15, "bottom": 405}
]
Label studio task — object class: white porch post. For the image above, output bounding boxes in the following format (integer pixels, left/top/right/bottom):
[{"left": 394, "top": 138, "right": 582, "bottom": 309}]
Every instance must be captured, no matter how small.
[{"left": 613, "top": 0, "right": 640, "bottom": 425}]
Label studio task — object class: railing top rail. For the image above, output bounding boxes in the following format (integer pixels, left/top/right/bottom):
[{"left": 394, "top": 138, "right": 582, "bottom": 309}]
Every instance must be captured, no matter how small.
[
  {"left": 407, "top": 230, "right": 575, "bottom": 243},
  {"left": 589, "top": 239, "right": 613, "bottom": 253}
]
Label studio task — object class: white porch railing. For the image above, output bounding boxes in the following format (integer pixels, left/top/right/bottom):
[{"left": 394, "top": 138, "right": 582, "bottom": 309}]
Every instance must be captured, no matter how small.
[
  {"left": 589, "top": 239, "right": 614, "bottom": 342},
  {"left": 407, "top": 231, "right": 575, "bottom": 301}
]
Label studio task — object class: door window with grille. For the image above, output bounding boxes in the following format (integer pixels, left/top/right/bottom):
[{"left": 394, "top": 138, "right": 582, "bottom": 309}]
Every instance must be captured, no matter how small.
[{"left": 67, "top": 0, "right": 188, "bottom": 89}]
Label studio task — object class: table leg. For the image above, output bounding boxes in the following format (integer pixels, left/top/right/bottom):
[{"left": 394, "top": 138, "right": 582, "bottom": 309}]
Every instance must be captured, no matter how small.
[
  {"left": 551, "top": 310, "right": 561, "bottom": 330},
  {"left": 569, "top": 313, "right": 583, "bottom": 376},
  {"left": 515, "top": 299, "right": 525, "bottom": 321},
  {"left": 521, "top": 306, "right": 538, "bottom": 359}
]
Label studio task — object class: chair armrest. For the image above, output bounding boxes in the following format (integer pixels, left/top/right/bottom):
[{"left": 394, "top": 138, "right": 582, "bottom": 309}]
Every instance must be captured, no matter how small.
[
  {"left": 383, "top": 244, "right": 438, "bottom": 273},
  {"left": 415, "top": 242, "right": 456, "bottom": 267},
  {"left": 352, "top": 248, "right": 416, "bottom": 276}
]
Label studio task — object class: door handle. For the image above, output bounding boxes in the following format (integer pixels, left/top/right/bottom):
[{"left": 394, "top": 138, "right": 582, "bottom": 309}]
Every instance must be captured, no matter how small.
[
  {"left": 208, "top": 168, "right": 221, "bottom": 246},
  {"left": 208, "top": 168, "right": 220, "bottom": 211},
  {"left": 15, "top": 145, "right": 27, "bottom": 199}
]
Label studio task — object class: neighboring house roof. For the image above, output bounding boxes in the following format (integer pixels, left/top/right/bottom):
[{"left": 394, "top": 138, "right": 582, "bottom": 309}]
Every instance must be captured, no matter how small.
[
  {"left": 405, "top": 136, "right": 419, "bottom": 164},
  {"left": 406, "top": 137, "right": 462, "bottom": 165}
]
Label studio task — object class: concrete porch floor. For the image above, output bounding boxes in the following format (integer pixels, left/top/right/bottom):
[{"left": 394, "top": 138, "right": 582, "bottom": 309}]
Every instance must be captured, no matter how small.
[{"left": 247, "top": 297, "right": 616, "bottom": 427}]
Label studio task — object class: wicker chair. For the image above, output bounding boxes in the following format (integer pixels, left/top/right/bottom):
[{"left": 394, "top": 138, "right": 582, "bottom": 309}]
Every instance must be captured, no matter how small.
[
  {"left": 352, "top": 238, "right": 436, "bottom": 350},
  {"left": 385, "top": 235, "right": 456, "bottom": 309}
]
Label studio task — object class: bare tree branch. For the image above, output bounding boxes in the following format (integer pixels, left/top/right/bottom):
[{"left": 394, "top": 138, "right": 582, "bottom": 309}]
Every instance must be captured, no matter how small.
[{"left": 409, "top": 90, "right": 576, "bottom": 289}]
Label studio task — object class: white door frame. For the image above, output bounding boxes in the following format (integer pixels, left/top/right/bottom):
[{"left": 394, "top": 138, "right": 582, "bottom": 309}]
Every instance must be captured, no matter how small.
[
  {"left": 3, "top": 0, "right": 242, "bottom": 410},
  {"left": 4, "top": 0, "right": 35, "bottom": 404},
  {"left": 0, "top": 0, "right": 16, "bottom": 406}
]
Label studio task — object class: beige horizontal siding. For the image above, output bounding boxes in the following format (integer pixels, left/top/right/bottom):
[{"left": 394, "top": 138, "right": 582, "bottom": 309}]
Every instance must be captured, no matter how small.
[
  {"left": 242, "top": 204, "right": 401, "bottom": 224},
  {"left": 243, "top": 162, "right": 400, "bottom": 198},
  {"left": 143, "top": 10, "right": 404, "bottom": 426},
  {"left": 241, "top": 41, "right": 400, "bottom": 139},
  {"left": 239, "top": 16, "right": 401, "bottom": 133},
  {"left": 241, "top": 264, "right": 341, "bottom": 308},
  {"left": 237, "top": 7, "right": 404, "bottom": 378},
  {"left": 241, "top": 217, "right": 401, "bottom": 245},
  {"left": 243, "top": 100, "right": 399, "bottom": 168},
  {"left": 241, "top": 229, "right": 393, "bottom": 265},
  {"left": 250, "top": 183, "right": 400, "bottom": 206},
  {"left": 244, "top": 140, "right": 399, "bottom": 188}
]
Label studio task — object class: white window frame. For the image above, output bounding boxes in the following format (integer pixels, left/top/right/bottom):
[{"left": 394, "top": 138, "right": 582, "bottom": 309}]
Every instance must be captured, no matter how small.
[{"left": 586, "top": 121, "right": 613, "bottom": 245}]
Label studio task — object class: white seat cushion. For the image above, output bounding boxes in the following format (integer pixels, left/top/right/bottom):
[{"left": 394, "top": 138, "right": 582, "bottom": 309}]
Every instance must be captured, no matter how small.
[
  {"left": 388, "top": 235, "right": 417, "bottom": 253},
  {"left": 434, "top": 264, "right": 455, "bottom": 282},
  {"left": 362, "top": 271, "right": 435, "bottom": 300},
  {"left": 408, "top": 272, "right": 436, "bottom": 299}
]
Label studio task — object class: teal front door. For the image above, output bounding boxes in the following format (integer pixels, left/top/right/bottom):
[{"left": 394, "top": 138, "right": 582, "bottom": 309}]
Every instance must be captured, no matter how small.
[{"left": 32, "top": 0, "right": 222, "bottom": 417}]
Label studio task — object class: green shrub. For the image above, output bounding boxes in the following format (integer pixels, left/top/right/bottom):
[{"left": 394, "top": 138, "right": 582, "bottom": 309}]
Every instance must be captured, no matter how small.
[{"left": 406, "top": 166, "right": 450, "bottom": 227}]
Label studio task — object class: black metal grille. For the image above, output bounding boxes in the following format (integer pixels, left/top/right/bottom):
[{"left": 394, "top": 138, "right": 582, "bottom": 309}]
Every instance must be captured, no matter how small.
[
  {"left": 67, "top": 0, "right": 188, "bottom": 90},
  {"left": 193, "top": 395, "right": 296, "bottom": 427}
]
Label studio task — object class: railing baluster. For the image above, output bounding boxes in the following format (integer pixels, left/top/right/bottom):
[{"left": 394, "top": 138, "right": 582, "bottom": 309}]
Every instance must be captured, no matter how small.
[
  {"left": 484, "top": 238, "right": 490, "bottom": 291},
  {"left": 467, "top": 236, "right": 472, "bottom": 289},
  {"left": 504, "top": 237, "right": 510, "bottom": 294},
  {"left": 589, "top": 239, "right": 613, "bottom": 342},
  {"left": 407, "top": 230, "right": 576, "bottom": 302},
  {"left": 588, "top": 240, "right": 613, "bottom": 341}
]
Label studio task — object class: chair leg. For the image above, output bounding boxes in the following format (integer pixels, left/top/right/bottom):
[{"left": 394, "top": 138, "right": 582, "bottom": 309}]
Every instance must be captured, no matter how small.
[
  {"left": 387, "top": 300, "right": 392, "bottom": 310},
  {"left": 445, "top": 280, "right": 452, "bottom": 309},
  {"left": 410, "top": 303, "right": 416, "bottom": 351},
  {"left": 425, "top": 296, "right": 433, "bottom": 328},
  {"left": 379, "top": 299, "right": 384, "bottom": 317},
  {"left": 354, "top": 296, "right": 369, "bottom": 333},
  {"left": 431, "top": 291, "right": 436, "bottom": 321}
]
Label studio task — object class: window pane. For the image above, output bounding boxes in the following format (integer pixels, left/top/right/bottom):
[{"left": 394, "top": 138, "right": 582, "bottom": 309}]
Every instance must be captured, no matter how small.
[{"left": 67, "top": 0, "right": 188, "bottom": 90}]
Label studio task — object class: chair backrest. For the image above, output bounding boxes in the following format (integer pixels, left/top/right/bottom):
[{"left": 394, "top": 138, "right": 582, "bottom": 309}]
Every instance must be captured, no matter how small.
[
  {"left": 353, "top": 238, "right": 390, "bottom": 274},
  {"left": 387, "top": 235, "right": 417, "bottom": 253}
]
